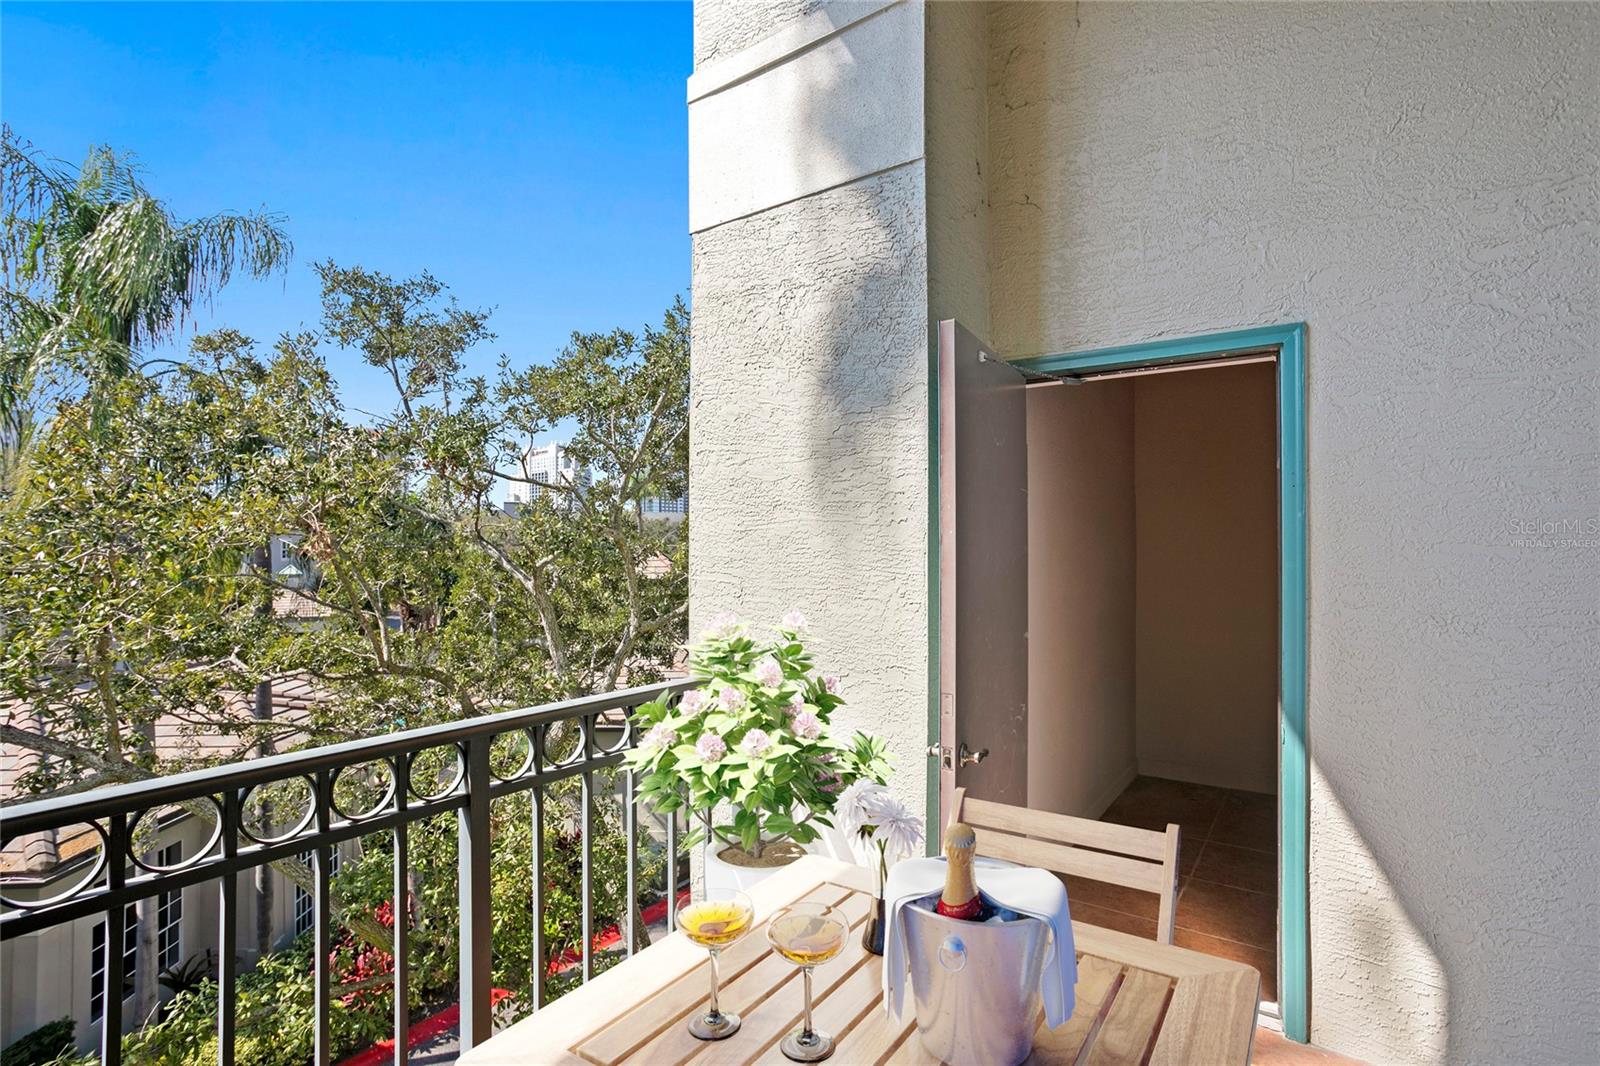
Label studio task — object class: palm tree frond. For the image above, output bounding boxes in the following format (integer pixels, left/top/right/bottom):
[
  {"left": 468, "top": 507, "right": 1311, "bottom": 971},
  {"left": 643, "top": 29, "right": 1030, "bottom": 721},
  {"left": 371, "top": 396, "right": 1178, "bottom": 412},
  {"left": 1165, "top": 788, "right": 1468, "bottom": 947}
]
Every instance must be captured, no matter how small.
[{"left": 0, "top": 125, "right": 293, "bottom": 436}]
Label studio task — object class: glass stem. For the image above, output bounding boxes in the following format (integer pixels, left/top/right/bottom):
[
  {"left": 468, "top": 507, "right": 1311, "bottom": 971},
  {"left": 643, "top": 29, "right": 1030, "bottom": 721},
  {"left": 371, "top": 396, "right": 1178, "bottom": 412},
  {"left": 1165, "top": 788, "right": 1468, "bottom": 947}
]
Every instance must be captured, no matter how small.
[
  {"left": 800, "top": 966, "right": 815, "bottom": 1040},
  {"left": 706, "top": 948, "right": 722, "bottom": 1020}
]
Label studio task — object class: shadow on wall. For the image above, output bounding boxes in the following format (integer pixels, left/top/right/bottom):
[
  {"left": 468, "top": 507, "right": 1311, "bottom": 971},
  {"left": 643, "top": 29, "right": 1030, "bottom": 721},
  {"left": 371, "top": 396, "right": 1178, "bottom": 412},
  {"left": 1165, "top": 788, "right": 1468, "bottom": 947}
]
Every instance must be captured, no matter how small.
[
  {"left": 687, "top": 10, "right": 930, "bottom": 819},
  {"left": 792, "top": 24, "right": 930, "bottom": 724}
]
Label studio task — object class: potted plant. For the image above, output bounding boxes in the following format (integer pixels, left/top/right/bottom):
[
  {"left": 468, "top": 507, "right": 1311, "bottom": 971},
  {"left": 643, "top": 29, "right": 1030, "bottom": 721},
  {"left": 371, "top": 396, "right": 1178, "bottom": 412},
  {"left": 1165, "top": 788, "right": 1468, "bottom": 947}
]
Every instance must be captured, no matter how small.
[{"left": 627, "top": 611, "right": 890, "bottom": 896}]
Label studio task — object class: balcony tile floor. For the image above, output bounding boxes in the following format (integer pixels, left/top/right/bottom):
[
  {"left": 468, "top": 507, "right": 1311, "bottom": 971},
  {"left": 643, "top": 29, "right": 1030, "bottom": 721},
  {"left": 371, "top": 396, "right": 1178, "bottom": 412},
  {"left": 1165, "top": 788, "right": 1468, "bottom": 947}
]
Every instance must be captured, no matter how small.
[{"left": 1251, "top": 1027, "right": 1367, "bottom": 1065}]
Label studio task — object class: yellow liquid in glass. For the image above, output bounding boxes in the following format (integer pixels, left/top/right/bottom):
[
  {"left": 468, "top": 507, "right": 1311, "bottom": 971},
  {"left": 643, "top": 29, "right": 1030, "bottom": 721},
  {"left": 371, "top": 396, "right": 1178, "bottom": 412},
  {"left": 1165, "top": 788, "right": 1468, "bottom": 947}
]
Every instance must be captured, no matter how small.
[
  {"left": 679, "top": 900, "right": 753, "bottom": 948},
  {"left": 768, "top": 914, "right": 846, "bottom": 966}
]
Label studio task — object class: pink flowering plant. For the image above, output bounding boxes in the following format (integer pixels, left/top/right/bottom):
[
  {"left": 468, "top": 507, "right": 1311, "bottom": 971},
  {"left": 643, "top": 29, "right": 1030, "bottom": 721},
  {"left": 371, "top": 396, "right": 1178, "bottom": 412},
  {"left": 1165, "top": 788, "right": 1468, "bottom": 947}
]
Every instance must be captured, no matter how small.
[{"left": 626, "top": 612, "right": 890, "bottom": 859}]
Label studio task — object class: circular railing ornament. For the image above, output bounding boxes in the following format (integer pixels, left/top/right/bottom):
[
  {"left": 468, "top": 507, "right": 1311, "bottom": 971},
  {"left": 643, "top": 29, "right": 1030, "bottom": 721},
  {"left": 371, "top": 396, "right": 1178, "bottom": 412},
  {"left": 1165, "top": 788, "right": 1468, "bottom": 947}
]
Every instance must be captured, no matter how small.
[
  {"left": 330, "top": 761, "right": 397, "bottom": 823},
  {"left": 127, "top": 798, "right": 225, "bottom": 873},
  {"left": 238, "top": 776, "right": 318, "bottom": 846},
  {"left": 407, "top": 743, "right": 464, "bottom": 803},
  {"left": 0, "top": 820, "right": 111, "bottom": 911}
]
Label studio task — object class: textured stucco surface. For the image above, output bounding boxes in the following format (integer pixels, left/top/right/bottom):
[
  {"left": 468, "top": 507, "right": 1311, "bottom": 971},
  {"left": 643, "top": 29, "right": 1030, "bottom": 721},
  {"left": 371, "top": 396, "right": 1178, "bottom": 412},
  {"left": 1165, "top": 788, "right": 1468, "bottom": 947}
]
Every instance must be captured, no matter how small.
[
  {"left": 694, "top": 0, "right": 826, "bottom": 67},
  {"left": 688, "top": 0, "right": 923, "bottom": 231},
  {"left": 925, "top": 0, "right": 991, "bottom": 337},
  {"left": 690, "top": 1, "right": 931, "bottom": 824},
  {"left": 984, "top": 4, "right": 1599, "bottom": 1061},
  {"left": 689, "top": 160, "right": 931, "bottom": 819},
  {"left": 690, "top": 1, "right": 1597, "bottom": 1059}
]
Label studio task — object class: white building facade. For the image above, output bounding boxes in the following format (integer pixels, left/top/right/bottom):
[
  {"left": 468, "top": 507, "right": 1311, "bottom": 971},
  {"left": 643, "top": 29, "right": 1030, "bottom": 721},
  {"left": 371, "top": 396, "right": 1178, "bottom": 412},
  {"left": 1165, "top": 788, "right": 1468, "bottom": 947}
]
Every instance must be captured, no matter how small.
[
  {"left": 1, "top": 815, "right": 354, "bottom": 1055},
  {"left": 506, "top": 442, "right": 592, "bottom": 506},
  {"left": 638, "top": 494, "right": 688, "bottom": 521}
]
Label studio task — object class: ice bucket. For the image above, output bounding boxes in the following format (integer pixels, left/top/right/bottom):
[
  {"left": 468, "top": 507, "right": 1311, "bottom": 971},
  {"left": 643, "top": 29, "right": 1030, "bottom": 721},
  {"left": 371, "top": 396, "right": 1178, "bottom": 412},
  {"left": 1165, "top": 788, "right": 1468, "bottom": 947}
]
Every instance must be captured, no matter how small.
[{"left": 901, "top": 897, "right": 1054, "bottom": 1066}]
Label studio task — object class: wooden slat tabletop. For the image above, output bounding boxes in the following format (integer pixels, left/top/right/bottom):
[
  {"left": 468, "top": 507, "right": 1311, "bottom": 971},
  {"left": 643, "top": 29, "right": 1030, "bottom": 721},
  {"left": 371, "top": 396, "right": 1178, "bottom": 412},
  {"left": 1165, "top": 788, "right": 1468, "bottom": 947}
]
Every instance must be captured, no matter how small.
[{"left": 460, "top": 856, "right": 1259, "bottom": 1066}]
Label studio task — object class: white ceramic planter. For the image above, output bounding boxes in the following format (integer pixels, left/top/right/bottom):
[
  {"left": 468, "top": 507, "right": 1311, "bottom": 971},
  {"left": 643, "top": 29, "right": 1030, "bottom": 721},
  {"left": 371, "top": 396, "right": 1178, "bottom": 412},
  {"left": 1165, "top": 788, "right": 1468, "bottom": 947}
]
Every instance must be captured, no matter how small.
[{"left": 702, "top": 823, "right": 861, "bottom": 899}]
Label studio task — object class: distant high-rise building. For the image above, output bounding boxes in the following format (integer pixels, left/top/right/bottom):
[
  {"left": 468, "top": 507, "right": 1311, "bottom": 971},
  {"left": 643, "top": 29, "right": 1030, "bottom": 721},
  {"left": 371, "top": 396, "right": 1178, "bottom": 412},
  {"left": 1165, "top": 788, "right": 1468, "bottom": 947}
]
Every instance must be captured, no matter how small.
[
  {"left": 638, "top": 494, "right": 688, "bottom": 521},
  {"left": 506, "top": 442, "right": 591, "bottom": 507}
]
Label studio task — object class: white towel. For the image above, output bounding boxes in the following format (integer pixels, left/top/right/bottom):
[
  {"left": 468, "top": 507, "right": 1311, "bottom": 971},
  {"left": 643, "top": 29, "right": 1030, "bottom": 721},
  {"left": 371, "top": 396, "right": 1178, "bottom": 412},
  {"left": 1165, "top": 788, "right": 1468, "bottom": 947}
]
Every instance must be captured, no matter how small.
[{"left": 882, "top": 857, "right": 1077, "bottom": 1028}]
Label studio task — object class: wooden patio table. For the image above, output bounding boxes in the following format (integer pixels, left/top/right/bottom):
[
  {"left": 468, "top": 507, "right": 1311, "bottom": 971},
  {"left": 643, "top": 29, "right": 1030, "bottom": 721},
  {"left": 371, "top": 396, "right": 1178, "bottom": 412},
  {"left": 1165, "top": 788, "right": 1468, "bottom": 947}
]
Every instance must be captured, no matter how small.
[{"left": 459, "top": 855, "right": 1259, "bottom": 1066}]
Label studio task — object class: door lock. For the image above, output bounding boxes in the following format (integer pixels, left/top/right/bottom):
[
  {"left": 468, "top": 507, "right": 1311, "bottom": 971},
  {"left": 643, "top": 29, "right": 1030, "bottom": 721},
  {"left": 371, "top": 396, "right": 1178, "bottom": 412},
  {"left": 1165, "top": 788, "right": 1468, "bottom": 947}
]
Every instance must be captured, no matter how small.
[{"left": 928, "top": 743, "right": 989, "bottom": 770}]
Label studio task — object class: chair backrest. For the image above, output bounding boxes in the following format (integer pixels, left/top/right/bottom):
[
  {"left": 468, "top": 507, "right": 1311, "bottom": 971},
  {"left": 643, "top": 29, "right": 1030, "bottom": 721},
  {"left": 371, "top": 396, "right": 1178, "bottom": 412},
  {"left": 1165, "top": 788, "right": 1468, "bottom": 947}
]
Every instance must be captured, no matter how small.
[{"left": 950, "top": 788, "right": 1182, "bottom": 944}]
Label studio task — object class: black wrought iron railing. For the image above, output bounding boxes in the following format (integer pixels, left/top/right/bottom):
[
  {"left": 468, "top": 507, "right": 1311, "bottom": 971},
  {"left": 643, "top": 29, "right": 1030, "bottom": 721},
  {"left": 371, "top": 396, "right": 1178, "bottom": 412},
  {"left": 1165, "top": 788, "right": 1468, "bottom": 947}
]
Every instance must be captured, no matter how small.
[{"left": 0, "top": 679, "right": 694, "bottom": 1065}]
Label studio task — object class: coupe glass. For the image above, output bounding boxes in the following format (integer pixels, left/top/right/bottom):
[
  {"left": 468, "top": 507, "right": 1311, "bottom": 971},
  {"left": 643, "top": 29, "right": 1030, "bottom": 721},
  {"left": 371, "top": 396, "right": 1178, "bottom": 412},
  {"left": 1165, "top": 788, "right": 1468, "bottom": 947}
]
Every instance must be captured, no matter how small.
[
  {"left": 765, "top": 901, "right": 848, "bottom": 1062},
  {"left": 677, "top": 891, "right": 755, "bottom": 1040}
]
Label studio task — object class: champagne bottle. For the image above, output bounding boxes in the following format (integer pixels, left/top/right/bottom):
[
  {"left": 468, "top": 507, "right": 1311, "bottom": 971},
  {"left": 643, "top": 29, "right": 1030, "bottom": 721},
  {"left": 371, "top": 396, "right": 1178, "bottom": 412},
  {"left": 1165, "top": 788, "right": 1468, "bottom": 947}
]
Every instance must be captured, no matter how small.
[{"left": 934, "top": 819, "right": 993, "bottom": 921}]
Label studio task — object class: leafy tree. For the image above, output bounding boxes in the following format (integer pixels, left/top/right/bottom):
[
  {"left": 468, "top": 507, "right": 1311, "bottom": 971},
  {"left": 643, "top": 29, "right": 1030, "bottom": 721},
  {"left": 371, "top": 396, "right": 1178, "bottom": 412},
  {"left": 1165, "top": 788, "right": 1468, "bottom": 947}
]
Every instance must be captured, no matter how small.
[
  {"left": 0, "top": 127, "right": 291, "bottom": 480},
  {"left": 0, "top": 344, "right": 272, "bottom": 790},
  {"left": 0, "top": 346, "right": 393, "bottom": 996},
  {"left": 481, "top": 301, "right": 690, "bottom": 695},
  {"left": 0, "top": 275, "right": 689, "bottom": 779},
  {"left": 324, "top": 263, "right": 690, "bottom": 698},
  {"left": 0, "top": 249, "right": 690, "bottom": 1051}
]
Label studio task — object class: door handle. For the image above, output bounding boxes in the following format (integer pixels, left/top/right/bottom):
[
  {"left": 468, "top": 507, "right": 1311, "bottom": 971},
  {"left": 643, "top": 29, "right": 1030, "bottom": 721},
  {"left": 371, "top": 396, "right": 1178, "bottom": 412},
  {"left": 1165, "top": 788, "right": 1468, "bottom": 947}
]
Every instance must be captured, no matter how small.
[{"left": 929, "top": 744, "right": 990, "bottom": 769}]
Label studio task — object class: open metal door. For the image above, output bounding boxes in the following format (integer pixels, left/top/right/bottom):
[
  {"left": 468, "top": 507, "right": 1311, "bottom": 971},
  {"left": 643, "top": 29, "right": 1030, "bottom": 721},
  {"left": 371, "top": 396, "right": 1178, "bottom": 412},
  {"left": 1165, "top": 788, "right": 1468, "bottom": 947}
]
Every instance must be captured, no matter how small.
[{"left": 936, "top": 319, "right": 1028, "bottom": 824}]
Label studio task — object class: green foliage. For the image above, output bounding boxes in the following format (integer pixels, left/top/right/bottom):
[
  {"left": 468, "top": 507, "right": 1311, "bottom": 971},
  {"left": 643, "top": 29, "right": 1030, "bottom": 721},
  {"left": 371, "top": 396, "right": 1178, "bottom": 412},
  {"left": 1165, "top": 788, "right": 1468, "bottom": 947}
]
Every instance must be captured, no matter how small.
[
  {"left": 314, "top": 260, "right": 490, "bottom": 421},
  {"left": 101, "top": 937, "right": 389, "bottom": 1066},
  {"left": 0, "top": 132, "right": 691, "bottom": 1064},
  {"left": 0, "top": 126, "right": 291, "bottom": 468},
  {"left": 489, "top": 776, "right": 669, "bottom": 1005},
  {"left": 0, "top": 355, "right": 275, "bottom": 789},
  {"left": 329, "top": 775, "right": 668, "bottom": 1015},
  {"left": 0, "top": 1017, "right": 74, "bottom": 1066},
  {"left": 430, "top": 293, "right": 691, "bottom": 696},
  {"left": 159, "top": 952, "right": 217, "bottom": 1000},
  {"left": 82, "top": 785, "right": 671, "bottom": 1065},
  {"left": 627, "top": 616, "right": 890, "bottom": 858},
  {"left": 0, "top": 282, "right": 689, "bottom": 787}
]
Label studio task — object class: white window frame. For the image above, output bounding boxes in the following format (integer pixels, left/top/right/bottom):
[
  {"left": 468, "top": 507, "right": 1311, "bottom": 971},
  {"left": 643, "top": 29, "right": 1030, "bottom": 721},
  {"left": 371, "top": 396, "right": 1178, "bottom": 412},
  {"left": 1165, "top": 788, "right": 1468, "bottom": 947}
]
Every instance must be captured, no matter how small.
[
  {"left": 293, "top": 852, "right": 313, "bottom": 936},
  {"left": 293, "top": 848, "right": 340, "bottom": 936},
  {"left": 157, "top": 842, "right": 183, "bottom": 971},
  {"left": 90, "top": 903, "right": 138, "bottom": 1022}
]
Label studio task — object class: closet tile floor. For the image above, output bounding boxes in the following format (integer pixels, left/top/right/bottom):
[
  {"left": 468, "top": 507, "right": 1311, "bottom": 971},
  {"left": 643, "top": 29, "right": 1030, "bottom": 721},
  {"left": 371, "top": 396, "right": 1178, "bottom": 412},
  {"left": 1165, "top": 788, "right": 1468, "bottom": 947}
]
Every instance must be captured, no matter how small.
[{"left": 1061, "top": 775, "right": 1281, "bottom": 1002}]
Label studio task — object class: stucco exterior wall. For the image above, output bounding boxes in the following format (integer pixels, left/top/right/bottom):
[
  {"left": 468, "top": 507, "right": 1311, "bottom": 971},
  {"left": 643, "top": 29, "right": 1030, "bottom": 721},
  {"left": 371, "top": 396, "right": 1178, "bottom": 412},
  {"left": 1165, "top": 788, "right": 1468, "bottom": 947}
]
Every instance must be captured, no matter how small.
[
  {"left": 694, "top": 0, "right": 826, "bottom": 67},
  {"left": 1, "top": 825, "right": 357, "bottom": 1053},
  {"left": 925, "top": 0, "right": 991, "bottom": 339},
  {"left": 985, "top": 4, "right": 1599, "bottom": 1062},
  {"left": 689, "top": 1, "right": 931, "bottom": 821},
  {"left": 688, "top": 1, "right": 923, "bottom": 232},
  {"left": 689, "top": 1, "right": 1596, "bottom": 1059}
]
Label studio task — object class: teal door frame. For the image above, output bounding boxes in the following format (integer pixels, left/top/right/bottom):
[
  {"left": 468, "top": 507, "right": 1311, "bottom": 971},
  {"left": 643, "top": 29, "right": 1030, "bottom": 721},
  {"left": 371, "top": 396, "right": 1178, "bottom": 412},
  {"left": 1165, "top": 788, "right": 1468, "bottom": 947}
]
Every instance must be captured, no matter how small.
[{"left": 930, "top": 322, "right": 1309, "bottom": 1041}]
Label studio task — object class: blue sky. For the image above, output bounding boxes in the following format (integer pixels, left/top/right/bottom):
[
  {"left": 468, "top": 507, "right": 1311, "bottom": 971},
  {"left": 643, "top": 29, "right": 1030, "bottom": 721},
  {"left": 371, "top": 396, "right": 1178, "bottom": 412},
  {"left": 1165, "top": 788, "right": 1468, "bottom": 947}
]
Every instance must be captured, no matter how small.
[{"left": 1, "top": 1, "right": 692, "bottom": 425}]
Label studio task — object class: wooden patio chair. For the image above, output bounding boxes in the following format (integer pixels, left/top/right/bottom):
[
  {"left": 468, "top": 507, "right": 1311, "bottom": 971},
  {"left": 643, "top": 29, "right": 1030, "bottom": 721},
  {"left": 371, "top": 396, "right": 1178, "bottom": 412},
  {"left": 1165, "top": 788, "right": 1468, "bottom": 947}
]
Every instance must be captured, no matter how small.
[{"left": 949, "top": 787, "right": 1183, "bottom": 944}]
